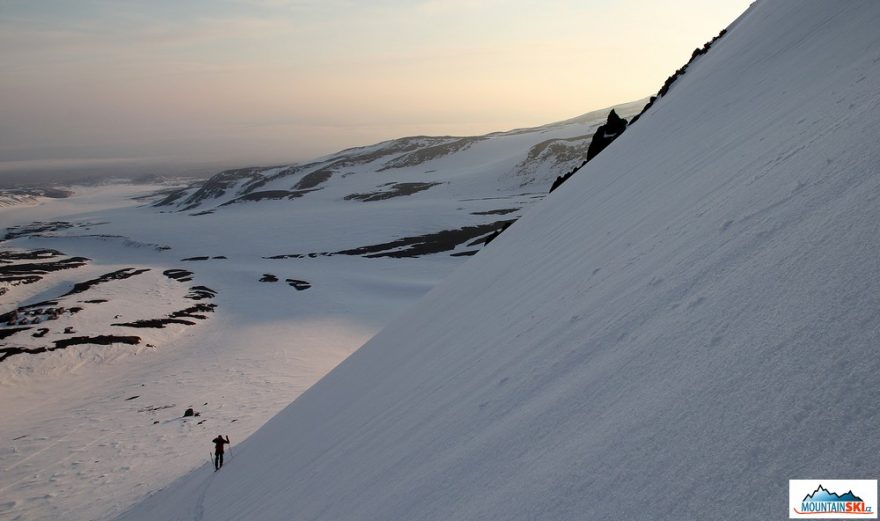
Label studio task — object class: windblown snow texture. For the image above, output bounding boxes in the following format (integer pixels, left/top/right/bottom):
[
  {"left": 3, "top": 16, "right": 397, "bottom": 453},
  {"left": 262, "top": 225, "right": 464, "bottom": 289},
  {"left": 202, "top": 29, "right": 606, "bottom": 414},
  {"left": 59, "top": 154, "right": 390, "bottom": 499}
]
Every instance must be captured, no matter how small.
[{"left": 121, "top": 1, "right": 880, "bottom": 520}]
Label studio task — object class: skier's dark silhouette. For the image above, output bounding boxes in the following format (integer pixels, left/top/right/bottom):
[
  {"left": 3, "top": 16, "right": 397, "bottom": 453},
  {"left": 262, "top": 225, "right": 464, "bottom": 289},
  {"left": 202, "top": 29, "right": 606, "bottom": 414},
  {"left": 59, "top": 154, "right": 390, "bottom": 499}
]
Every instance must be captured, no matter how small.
[{"left": 212, "top": 435, "right": 230, "bottom": 470}]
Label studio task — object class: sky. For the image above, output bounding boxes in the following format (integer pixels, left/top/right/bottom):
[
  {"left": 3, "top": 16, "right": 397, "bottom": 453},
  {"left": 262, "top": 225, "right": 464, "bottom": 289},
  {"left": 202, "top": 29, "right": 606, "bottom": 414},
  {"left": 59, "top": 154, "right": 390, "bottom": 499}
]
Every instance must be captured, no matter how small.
[{"left": 0, "top": 0, "right": 752, "bottom": 177}]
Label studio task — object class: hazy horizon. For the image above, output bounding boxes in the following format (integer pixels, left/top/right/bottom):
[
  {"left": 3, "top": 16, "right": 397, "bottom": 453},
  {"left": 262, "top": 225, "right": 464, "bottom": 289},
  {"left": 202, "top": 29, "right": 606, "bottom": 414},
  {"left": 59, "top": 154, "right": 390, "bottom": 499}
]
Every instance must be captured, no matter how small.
[{"left": 1, "top": 0, "right": 752, "bottom": 182}]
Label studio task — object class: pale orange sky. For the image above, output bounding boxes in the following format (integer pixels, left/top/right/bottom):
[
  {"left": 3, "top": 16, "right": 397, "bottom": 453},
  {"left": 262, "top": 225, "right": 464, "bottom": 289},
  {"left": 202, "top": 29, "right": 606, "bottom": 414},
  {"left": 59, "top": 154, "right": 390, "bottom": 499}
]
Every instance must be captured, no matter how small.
[{"left": 0, "top": 0, "right": 753, "bottom": 174}]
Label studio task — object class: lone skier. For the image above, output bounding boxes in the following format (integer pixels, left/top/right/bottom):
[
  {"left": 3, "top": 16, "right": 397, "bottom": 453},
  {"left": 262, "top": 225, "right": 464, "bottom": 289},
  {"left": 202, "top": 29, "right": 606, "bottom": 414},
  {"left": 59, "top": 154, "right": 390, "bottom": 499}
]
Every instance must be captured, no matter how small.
[{"left": 212, "top": 434, "right": 230, "bottom": 470}]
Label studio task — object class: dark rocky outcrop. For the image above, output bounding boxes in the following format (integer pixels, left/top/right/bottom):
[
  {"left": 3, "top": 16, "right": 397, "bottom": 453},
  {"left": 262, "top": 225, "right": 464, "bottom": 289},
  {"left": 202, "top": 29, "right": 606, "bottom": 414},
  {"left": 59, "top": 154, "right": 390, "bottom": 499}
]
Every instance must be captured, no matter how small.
[
  {"left": 586, "top": 109, "right": 628, "bottom": 161},
  {"left": 114, "top": 318, "right": 197, "bottom": 328},
  {"left": 0, "top": 335, "right": 141, "bottom": 363},
  {"left": 185, "top": 286, "right": 217, "bottom": 300},
  {"left": 266, "top": 219, "right": 518, "bottom": 259},
  {"left": 286, "top": 279, "right": 311, "bottom": 291},
  {"left": 113, "top": 303, "right": 216, "bottom": 329},
  {"left": 0, "top": 327, "right": 30, "bottom": 339},
  {"left": 163, "top": 269, "right": 194, "bottom": 282},
  {"left": 345, "top": 182, "right": 442, "bottom": 202},
  {"left": 61, "top": 268, "right": 150, "bottom": 297},
  {"left": 0, "top": 250, "right": 89, "bottom": 287}
]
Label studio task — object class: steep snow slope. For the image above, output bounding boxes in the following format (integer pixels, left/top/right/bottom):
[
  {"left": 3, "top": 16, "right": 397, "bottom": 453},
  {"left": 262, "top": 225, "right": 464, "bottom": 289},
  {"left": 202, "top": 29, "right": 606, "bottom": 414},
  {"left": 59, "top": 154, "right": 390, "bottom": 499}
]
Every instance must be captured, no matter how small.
[{"left": 119, "top": 1, "right": 880, "bottom": 520}]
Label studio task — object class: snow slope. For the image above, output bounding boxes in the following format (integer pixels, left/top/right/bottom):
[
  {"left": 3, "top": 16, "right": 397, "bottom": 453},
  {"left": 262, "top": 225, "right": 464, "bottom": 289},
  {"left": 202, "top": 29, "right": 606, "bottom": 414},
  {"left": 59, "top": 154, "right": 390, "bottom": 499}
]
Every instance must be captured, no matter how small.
[{"left": 119, "top": 1, "right": 880, "bottom": 520}]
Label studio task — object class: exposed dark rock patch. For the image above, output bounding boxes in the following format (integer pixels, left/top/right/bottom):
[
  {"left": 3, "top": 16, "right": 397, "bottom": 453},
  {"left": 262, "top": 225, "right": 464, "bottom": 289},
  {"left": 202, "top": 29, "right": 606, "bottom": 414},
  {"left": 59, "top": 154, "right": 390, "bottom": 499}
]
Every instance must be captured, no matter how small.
[
  {"left": 524, "top": 136, "right": 590, "bottom": 165},
  {"left": 0, "top": 187, "right": 72, "bottom": 201},
  {"left": 0, "top": 249, "right": 65, "bottom": 262},
  {"left": 0, "top": 253, "right": 89, "bottom": 287},
  {"left": 293, "top": 169, "right": 333, "bottom": 190},
  {"left": 267, "top": 219, "right": 518, "bottom": 259},
  {"left": 163, "top": 269, "right": 194, "bottom": 282},
  {"left": 153, "top": 188, "right": 189, "bottom": 207},
  {"left": 54, "top": 335, "right": 139, "bottom": 349},
  {"left": 152, "top": 136, "right": 458, "bottom": 211},
  {"left": 126, "top": 395, "right": 140, "bottom": 401},
  {"left": 0, "top": 327, "right": 30, "bottom": 339},
  {"left": 184, "top": 408, "right": 195, "bottom": 417},
  {"left": 115, "top": 302, "right": 217, "bottom": 328},
  {"left": 377, "top": 137, "right": 484, "bottom": 171},
  {"left": 0, "top": 335, "right": 141, "bottom": 362},
  {"left": 186, "top": 286, "right": 217, "bottom": 300},
  {"left": 189, "top": 210, "right": 214, "bottom": 216},
  {"left": 138, "top": 404, "right": 175, "bottom": 413},
  {"left": 0, "top": 275, "right": 42, "bottom": 285},
  {"left": 31, "top": 328, "right": 49, "bottom": 338},
  {"left": 2, "top": 221, "right": 108, "bottom": 241},
  {"left": 169, "top": 303, "right": 217, "bottom": 319},
  {"left": 260, "top": 274, "right": 279, "bottom": 282},
  {"left": 286, "top": 279, "right": 311, "bottom": 291},
  {"left": 221, "top": 189, "right": 318, "bottom": 205},
  {"left": 238, "top": 164, "right": 310, "bottom": 194},
  {"left": 114, "top": 318, "right": 197, "bottom": 328},
  {"left": 515, "top": 136, "right": 592, "bottom": 187},
  {"left": 175, "top": 167, "right": 270, "bottom": 211},
  {"left": 181, "top": 256, "right": 209, "bottom": 261},
  {"left": 61, "top": 268, "right": 150, "bottom": 297},
  {"left": 471, "top": 208, "right": 520, "bottom": 216},
  {"left": 3, "top": 221, "right": 75, "bottom": 241},
  {"left": 82, "top": 299, "right": 108, "bottom": 304},
  {"left": 345, "top": 182, "right": 442, "bottom": 202},
  {"left": 329, "top": 136, "right": 447, "bottom": 170},
  {"left": 451, "top": 251, "right": 479, "bottom": 257},
  {"left": 2, "top": 302, "right": 82, "bottom": 327}
]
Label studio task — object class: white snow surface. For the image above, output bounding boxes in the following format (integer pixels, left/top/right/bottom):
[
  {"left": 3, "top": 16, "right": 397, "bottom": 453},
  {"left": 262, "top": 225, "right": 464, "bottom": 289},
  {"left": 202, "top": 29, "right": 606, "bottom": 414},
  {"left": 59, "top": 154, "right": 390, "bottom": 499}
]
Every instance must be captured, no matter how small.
[
  {"left": 0, "top": 104, "right": 643, "bottom": 518},
  {"left": 117, "top": 1, "right": 880, "bottom": 520}
]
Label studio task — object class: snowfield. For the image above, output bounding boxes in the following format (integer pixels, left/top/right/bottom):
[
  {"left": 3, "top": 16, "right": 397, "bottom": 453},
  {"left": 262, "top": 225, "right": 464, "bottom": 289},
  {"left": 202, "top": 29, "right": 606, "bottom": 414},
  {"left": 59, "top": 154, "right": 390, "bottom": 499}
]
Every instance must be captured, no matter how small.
[
  {"left": 0, "top": 105, "right": 642, "bottom": 520},
  {"left": 112, "top": 1, "right": 880, "bottom": 520}
]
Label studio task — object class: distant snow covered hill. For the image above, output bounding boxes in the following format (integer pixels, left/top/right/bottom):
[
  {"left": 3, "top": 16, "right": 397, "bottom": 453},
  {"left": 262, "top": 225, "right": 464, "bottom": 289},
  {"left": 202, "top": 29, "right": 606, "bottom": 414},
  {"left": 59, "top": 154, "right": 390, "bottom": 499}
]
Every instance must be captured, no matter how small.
[
  {"left": 0, "top": 101, "right": 642, "bottom": 521},
  {"left": 154, "top": 100, "right": 646, "bottom": 215},
  {"left": 119, "top": 1, "right": 880, "bottom": 521},
  {"left": 0, "top": 187, "right": 71, "bottom": 208}
]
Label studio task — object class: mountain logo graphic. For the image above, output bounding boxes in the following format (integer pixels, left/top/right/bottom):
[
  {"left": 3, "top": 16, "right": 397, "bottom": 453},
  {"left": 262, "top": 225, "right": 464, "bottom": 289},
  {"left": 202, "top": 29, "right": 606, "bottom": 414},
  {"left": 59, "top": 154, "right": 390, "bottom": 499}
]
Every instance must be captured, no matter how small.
[
  {"left": 803, "top": 485, "right": 864, "bottom": 504},
  {"left": 790, "top": 481, "right": 878, "bottom": 518}
]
